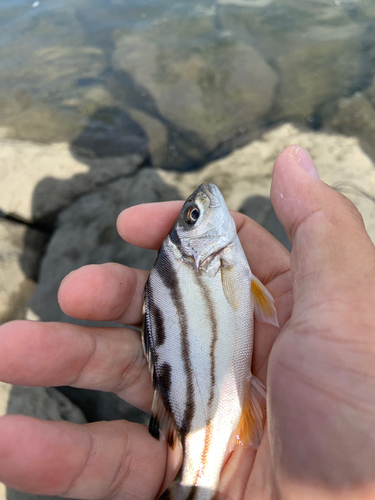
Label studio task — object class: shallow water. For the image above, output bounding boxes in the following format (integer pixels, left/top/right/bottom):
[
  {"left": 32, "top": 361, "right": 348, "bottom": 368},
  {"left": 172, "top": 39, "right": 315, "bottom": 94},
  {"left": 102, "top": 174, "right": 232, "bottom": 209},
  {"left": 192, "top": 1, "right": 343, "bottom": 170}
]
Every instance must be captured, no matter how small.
[{"left": 1, "top": 0, "right": 375, "bottom": 169}]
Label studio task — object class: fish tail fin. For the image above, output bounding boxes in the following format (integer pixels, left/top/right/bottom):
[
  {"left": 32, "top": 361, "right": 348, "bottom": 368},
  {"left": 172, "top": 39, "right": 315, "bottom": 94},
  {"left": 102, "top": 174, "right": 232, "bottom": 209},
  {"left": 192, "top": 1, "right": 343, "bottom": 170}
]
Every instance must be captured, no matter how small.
[{"left": 235, "top": 375, "right": 266, "bottom": 449}]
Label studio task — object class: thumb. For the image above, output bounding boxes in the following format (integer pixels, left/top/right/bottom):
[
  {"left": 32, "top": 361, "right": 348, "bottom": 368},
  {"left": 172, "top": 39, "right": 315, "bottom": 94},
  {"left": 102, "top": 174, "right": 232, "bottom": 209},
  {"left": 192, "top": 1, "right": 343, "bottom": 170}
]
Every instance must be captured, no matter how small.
[{"left": 271, "top": 145, "right": 375, "bottom": 309}]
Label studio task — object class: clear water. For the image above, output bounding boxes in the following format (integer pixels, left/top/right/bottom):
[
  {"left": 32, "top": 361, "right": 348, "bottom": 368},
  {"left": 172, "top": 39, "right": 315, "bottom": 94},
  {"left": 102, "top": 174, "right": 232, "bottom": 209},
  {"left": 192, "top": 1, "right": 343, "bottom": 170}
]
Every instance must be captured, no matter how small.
[{"left": 0, "top": 0, "right": 374, "bottom": 170}]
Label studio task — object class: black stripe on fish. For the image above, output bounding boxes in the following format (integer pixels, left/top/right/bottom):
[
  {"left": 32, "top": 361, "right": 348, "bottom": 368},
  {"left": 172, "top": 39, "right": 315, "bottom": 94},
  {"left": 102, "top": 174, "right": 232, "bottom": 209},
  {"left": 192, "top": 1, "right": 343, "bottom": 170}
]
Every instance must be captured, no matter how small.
[
  {"left": 146, "top": 283, "right": 166, "bottom": 347},
  {"left": 194, "top": 272, "right": 218, "bottom": 410},
  {"left": 169, "top": 228, "right": 181, "bottom": 250},
  {"left": 157, "top": 362, "right": 173, "bottom": 414},
  {"left": 155, "top": 245, "right": 195, "bottom": 438}
]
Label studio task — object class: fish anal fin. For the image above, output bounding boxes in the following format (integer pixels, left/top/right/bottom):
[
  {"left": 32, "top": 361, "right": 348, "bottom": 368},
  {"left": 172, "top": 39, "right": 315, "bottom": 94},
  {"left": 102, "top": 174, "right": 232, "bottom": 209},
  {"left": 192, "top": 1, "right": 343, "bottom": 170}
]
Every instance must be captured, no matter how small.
[
  {"left": 251, "top": 275, "right": 279, "bottom": 327},
  {"left": 235, "top": 375, "right": 267, "bottom": 450},
  {"left": 149, "top": 389, "right": 179, "bottom": 450},
  {"left": 221, "top": 257, "right": 240, "bottom": 311}
]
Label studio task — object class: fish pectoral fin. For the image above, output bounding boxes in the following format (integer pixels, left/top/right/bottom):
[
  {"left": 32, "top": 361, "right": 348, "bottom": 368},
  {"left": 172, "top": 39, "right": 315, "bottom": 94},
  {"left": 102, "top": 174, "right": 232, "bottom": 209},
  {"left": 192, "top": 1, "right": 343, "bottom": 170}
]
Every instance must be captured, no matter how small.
[
  {"left": 235, "top": 375, "right": 267, "bottom": 450},
  {"left": 251, "top": 275, "right": 279, "bottom": 327},
  {"left": 221, "top": 257, "right": 240, "bottom": 310},
  {"left": 149, "top": 390, "right": 179, "bottom": 450}
]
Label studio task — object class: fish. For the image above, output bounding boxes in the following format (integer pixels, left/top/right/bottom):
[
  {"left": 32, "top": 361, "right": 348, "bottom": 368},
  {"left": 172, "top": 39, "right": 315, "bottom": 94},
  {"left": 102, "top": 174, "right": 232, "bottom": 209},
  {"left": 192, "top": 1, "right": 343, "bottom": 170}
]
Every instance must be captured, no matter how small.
[{"left": 142, "top": 183, "right": 279, "bottom": 500}]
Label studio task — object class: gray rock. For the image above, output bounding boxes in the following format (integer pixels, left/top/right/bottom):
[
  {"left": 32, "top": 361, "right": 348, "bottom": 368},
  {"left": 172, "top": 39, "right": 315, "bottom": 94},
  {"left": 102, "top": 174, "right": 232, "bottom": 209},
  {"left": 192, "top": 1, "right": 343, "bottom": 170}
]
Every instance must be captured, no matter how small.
[
  {"left": 0, "top": 0, "right": 108, "bottom": 145},
  {"left": 218, "top": 0, "right": 371, "bottom": 122},
  {"left": 6, "top": 386, "right": 86, "bottom": 424},
  {"left": 324, "top": 92, "right": 375, "bottom": 159},
  {"left": 112, "top": 22, "right": 277, "bottom": 161},
  {"left": 27, "top": 167, "right": 181, "bottom": 324},
  {"left": 0, "top": 219, "right": 48, "bottom": 324},
  {"left": 275, "top": 34, "right": 363, "bottom": 122},
  {"left": 0, "top": 139, "right": 146, "bottom": 224}
]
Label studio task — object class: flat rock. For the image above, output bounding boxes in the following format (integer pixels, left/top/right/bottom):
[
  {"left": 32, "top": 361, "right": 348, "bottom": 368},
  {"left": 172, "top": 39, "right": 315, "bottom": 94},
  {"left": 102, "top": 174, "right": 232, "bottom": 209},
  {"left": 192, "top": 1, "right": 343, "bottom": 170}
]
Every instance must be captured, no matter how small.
[{"left": 0, "top": 139, "right": 146, "bottom": 224}]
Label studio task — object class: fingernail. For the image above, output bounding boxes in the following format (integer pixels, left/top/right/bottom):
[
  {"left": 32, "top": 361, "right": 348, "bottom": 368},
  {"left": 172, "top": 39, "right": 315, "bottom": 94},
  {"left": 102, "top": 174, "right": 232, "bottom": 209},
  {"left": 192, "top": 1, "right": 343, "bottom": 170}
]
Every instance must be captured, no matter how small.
[{"left": 295, "top": 147, "right": 320, "bottom": 179}]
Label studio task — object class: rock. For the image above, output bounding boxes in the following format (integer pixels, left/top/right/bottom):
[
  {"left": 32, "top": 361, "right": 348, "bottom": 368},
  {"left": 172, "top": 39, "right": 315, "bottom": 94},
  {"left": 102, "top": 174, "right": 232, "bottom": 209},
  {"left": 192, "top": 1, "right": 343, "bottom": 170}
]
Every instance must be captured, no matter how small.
[
  {"left": 112, "top": 20, "right": 277, "bottom": 163},
  {"left": 275, "top": 35, "right": 362, "bottom": 122},
  {"left": 25, "top": 168, "right": 180, "bottom": 425},
  {"left": 0, "top": 139, "right": 146, "bottom": 224},
  {"left": 0, "top": 0, "right": 108, "bottom": 144},
  {"left": 27, "top": 168, "right": 181, "bottom": 324},
  {"left": 6, "top": 386, "right": 86, "bottom": 424},
  {"left": 125, "top": 107, "right": 169, "bottom": 168},
  {"left": 0, "top": 219, "right": 48, "bottom": 325},
  {"left": 0, "top": 382, "right": 11, "bottom": 500},
  {"left": 218, "top": 1, "right": 372, "bottom": 123},
  {"left": 0, "top": 382, "right": 12, "bottom": 417},
  {"left": 324, "top": 93, "right": 375, "bottom": 159},
  {"left": 70, "top": 106, "right": 149, "bottom": 159}
]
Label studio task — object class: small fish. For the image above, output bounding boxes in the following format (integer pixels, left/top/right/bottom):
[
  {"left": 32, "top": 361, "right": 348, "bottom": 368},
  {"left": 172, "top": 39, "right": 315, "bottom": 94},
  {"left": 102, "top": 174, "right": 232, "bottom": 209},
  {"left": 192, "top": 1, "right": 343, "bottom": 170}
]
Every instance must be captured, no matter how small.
[{"left": 142, "top": 184, "right": 279, "bottom": 500}]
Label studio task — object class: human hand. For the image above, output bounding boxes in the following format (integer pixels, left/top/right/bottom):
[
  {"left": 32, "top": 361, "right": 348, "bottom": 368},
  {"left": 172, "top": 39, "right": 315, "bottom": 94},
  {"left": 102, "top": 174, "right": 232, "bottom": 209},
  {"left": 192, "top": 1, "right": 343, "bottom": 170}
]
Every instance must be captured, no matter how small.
[{"left": 0, "top": 145, "right": 374, "bottom": 500}]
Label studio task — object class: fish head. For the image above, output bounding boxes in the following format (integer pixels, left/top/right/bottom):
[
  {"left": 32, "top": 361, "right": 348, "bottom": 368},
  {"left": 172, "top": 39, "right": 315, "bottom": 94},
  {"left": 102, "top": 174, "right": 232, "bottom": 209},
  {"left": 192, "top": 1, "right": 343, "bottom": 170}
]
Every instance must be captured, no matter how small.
[{"left": 171, "top": 183, "right": 237, "bottom": 268}]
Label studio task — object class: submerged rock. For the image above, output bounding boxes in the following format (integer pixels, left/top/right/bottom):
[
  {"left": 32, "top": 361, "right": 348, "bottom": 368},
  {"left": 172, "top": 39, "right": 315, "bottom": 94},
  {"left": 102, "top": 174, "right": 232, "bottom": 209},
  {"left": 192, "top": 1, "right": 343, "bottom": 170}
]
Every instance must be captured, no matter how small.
[
  {"left": 218, "top": 0, "right": 373, "bottom": 123},
  {"left": 112, "top": 20, "right": 277, "bottom": 166}
]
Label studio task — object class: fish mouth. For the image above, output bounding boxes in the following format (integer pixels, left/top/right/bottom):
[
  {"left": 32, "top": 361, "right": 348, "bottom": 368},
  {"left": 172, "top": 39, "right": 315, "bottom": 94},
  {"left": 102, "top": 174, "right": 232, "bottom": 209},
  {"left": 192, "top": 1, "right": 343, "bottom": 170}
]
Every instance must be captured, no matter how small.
[{"left": 197, "top": 183, "right": 222, "bottom": 207}]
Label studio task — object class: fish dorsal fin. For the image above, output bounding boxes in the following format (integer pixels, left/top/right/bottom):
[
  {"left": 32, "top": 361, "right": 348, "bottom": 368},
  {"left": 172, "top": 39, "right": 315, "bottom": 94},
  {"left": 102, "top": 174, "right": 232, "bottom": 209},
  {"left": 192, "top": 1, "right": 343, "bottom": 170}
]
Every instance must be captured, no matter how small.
[
  {"left": 235, "top": 375, "right": 267, "bottom": 449},
  {"left": 251, "top": 275, "right": 279, "bottom": 327},
  {"left": 150, "top": 389, "right": 179, "bottom": 449},
  {"left": 220, "top": 257, "right": 240, "bottom": 311}
]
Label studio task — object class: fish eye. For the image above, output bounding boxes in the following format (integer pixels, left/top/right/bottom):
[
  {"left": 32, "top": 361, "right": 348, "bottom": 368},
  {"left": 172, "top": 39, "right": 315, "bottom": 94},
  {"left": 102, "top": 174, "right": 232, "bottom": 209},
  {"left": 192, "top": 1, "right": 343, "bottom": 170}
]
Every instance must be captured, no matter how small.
[{"left": 183, "top": 205, "right": 200, "bottom": 225}]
